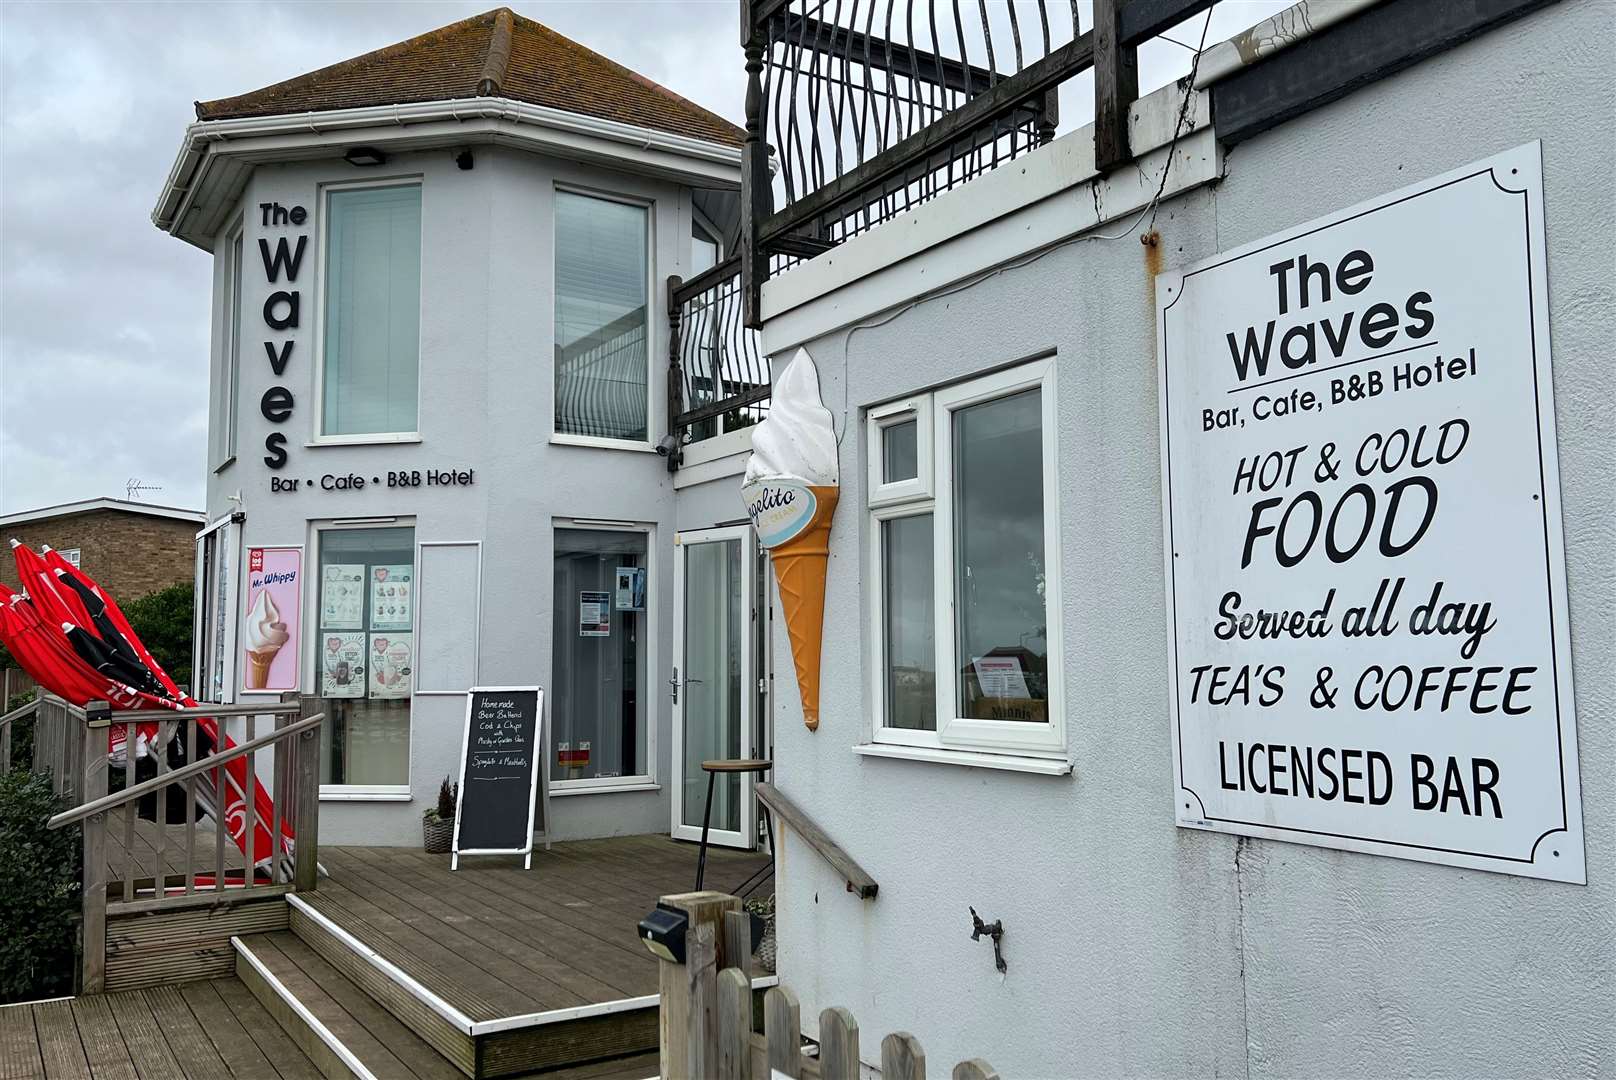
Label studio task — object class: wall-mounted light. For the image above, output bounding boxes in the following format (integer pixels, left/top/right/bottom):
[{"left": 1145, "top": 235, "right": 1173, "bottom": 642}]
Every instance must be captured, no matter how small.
[
  {"left": 455, "top": 150, "right": 475, "bottom": 171},
  {"left": 638, "top": 904, "right": 688, "bottom": 963},
  {"left": 344, "top": 146, "right": 388, "bottom": 167}
]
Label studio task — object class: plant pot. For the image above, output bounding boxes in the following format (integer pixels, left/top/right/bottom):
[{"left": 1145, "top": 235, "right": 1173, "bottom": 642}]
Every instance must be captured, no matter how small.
[{"left": 422, "top": 813, "right": 453, "bottom": 854}]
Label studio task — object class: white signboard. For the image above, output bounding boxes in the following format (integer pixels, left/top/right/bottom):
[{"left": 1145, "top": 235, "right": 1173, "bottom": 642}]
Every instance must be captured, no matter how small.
[{"left": 1157, "top": 143, "right": 1582, "bottom": 883}]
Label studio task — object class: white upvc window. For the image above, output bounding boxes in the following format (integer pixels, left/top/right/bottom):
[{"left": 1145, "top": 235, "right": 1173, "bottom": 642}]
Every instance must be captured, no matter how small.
[
  {"left": 216, "top": 222, "right": 245, "bottom": 467},
  {"left": 867, "top": 356, "right": 1065, "bottom": 760}
]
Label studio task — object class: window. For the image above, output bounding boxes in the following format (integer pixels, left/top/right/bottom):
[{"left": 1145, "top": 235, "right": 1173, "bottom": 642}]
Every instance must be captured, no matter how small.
[
  {"left": 551, "top": 527, "right": 651, "bottom": 787},
  {"left": 691, "top": 217, "right": 721, "bottom": 276},
  {"left": 554, "top": 190, "right": 650, "bottom": 444},
  {"left": 59, "top": 548, "right": 82, "bottom": 569},
  {"left": 320, "top": 184, "right": 422, "bottom": 438},
  {"left": 316, "top": 525, "right": 415, "bottom": 790},
  {"left": 218, "top": 225, "right": 244, "bottom": 464},
  {"left": 867, "top": 357, "right": 1063, "bottom": 758}
]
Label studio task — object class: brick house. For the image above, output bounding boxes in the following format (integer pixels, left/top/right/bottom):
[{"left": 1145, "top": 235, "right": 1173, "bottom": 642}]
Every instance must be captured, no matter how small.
[{"left": 0, "top": 498, "right": 204, "bottom": 601}]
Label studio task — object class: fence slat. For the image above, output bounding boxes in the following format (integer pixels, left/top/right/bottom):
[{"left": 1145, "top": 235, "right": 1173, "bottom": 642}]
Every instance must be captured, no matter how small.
[
  {"left": 819, "top": 1007, "right": 859, "bottom": 1080},
  {"left": 723, "top": 909, "right": 754, "bottom": 979},
  {"left": 271, "top": 710, "right": 285, "bottom": 883},
  {"left": 153, "top": 719, "right": 171, "bottom": 899},
  {"left": 882, "top": 1033, "right": 926, "bottom": 1080},
  {"left": 765, "top": 986, "right": 802, "bottom": 1079},
  {"left": 686, "top": 923, "right": 719, "bottom": 1080},
  {"left": 951, "top": 1061, "right": 1001, "bottom": 1080},
  {"left": 184, "top": 724, "right": 197, "bottom": 895},
  {"left": 80, "top": 702, "right": 110, "bottom": 995},
  {"left": 717, "top": 967, "right": 752, "bottom": 1080},
  {"left": 242, "top": 714, "right": 256, "bottom": 892},
  {"left": 121, "top": 722, "right": 135, "bottom": 903}
]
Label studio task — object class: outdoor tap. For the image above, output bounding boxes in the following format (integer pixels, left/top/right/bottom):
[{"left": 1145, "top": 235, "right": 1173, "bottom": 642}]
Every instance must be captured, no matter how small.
[{"left": 969, "top": 906, "right": 1007, "bottom": 973}]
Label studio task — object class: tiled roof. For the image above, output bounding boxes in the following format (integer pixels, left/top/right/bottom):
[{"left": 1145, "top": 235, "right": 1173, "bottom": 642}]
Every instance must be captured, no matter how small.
[{"left": 194, "top": 7, "right": 744, "bottom": 148}]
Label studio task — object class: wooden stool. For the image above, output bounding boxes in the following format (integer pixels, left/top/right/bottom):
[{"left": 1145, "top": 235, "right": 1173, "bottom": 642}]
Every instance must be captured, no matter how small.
[{"left": 695, "top": 758, "right": 772, "bottom": 891}]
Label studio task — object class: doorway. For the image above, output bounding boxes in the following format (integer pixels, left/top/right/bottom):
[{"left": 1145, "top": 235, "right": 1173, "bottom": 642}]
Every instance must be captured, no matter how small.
[{"left": 671, "top": 525, "right": 760, "bottom": 848}]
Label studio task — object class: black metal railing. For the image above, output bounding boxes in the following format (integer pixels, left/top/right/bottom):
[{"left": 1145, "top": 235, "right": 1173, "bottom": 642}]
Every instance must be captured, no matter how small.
[
  {"left": 666, "top": 259, "right": 771, "bottom": 468},
  {"left": 740, "top": 0, "right": 1222, "bottom": 323}
]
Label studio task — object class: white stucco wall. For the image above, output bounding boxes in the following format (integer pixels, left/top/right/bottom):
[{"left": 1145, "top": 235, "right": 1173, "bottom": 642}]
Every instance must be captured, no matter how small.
[
  {"left": 763, "top": 3, "right": 1614, "bottom": 1076},
  {"left": 204, "top": 144, "right": 729, "bottom": 845}
]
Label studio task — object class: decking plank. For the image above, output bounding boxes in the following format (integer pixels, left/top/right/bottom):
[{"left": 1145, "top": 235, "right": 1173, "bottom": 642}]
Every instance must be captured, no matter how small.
[
  {"left": 30, "top": 998, "right": 91, "bottom": 1080},
  {"left": 140, "top": 985, "right": 233, "bottom": 1080},
  {"left": 67, "top": 996, "right": 138, "bottom": 1080},
  {"left": 0, "top": 1003, "right": 45, "bottom": 1080},
  {"left": 209, "top": 978, "right": 323, "bottom": 1080},
  {"left": 104, "top": 988, "right": 184, "bottom": 1080},
  {"left": 179, "top": 980, "right": 281, "bottom": 1080}
]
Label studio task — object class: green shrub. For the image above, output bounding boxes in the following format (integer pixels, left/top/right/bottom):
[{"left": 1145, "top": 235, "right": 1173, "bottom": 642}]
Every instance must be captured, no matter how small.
[
  {"left": 5, "top": 690, "right": 38, "bottom": 771},
  {"left": 122, "top": 583, "right": 195, "bottom": 692},
  {"left": 0, "top": 770, "right": 80, "bottom": 1002}
]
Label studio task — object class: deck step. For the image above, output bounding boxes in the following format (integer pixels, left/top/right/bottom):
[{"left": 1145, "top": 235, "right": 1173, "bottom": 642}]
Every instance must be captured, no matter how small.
[{"left": 234, "top": 931, "right": 467, "bottom": 1080}]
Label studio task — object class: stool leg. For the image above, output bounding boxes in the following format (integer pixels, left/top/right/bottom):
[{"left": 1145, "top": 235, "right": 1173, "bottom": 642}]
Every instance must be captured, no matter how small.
[{"left": 696, "top": 768, "right": 717, "bottom": 891}]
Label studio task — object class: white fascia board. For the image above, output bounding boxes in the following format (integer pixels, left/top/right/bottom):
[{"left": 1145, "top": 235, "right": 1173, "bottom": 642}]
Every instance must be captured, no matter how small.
[
  {"left": 0, "top": 498, "right": 205, "bottom": 528},
  {"left": 155, "top": 97, "right": 744, "bottom": 249},
  {"left": 758, "top": 82, "right": 1218, "bottom": 355}
]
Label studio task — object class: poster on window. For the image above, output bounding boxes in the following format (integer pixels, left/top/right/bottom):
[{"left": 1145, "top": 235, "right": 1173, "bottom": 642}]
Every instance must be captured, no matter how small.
[
  {"left": 321, "top": 563, "right": 365, "bottom": 628},
  {"left": 370, "top": 564, "right": 414, "bottom": 630},
  {"left": 579, "top": 591, "right": 611, "bottom": 637},
  {"left": 1156, "top": 143, "right": 1583, "bottom": 883},
  {"left": 614, "top": 567, "right": 645, "bottom": 611},
  {"left": 241, "top": 546, "right": 301, "bottom": 693},
  {"left": 320, "top": 631, "right": 367, "bottom": 698},
  {"left": 369, "top": 632, "right": 413, "bottom": 699}
]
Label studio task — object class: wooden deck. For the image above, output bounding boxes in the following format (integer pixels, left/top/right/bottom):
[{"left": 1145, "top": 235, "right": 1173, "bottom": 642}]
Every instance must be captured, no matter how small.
[{"left": 0, "top": 980, "right": 320, "bottom": 1079}]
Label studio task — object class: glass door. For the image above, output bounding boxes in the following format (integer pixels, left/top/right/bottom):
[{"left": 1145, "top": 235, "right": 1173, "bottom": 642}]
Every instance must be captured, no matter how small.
[{"left": 672, "top": 526, "right": 755, "bottom": 847}]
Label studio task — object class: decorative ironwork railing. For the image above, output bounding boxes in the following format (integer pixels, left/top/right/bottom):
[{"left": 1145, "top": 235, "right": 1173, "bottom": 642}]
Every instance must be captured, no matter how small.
[
  {"left": 740, "top": 0, "right": 1224, "bottom": 323},
  {"left": 667, "top": 258, "right": 771, "bottom": 466}
]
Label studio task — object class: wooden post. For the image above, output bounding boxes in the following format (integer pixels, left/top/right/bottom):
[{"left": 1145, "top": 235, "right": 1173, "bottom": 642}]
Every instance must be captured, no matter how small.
[
  {"left": 293, "top": 695, "right": 321, "bottom": 893},
  {"left": 764, "top": 985, "right": 802, "bottom": 1078},
  {"left": 739, "top": 0, "right": 773, "bottom": 328},
  {"left": 666, "top": 274, "right": 685, "bottom": 473},
  {"left": 687, "top": 922, "right": 719, "bottom": 1080},
  {"left": 1093, "top": 0, "right": 1138, "bottom": 173},
  {"left": 81, "top": 701, "right": 111, "bottom": 995},
  {"left": 819, "top": 1007, "right": 860, "bottom": 1080},
  {"left": 717, "top": 967, "right": 753, "bottom": 1080},
  {"left": 658, "top": 890, "right": 743, "bottom": 1080},
  {"left": 882, "top": 1033, "right": 926, "bottom": 1080}
]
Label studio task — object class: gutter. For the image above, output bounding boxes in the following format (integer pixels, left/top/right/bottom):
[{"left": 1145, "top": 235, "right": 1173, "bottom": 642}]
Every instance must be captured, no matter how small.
[
  {"left": 1193, "top": 0, "right": 1383, "bottom": 89},
  {"left": 152, "top": 95, "right": 745, "bottom": 234}
]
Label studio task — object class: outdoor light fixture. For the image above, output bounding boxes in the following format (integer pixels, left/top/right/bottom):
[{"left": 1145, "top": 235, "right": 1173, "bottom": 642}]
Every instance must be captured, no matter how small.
[
  {"left": 637, "top": 904, "right": 688, "bottom": 964},
  {"left": 344, "top": 146, "right": 388, "bottom": 167},
  {"left": 455, "top": 149, "right": 475, "bottom": 170}
]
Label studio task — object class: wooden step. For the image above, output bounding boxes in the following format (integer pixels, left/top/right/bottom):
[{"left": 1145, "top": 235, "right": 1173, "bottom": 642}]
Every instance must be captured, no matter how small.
[{"left": 234, "top": 931, "right": 467, "bottom": 1080}]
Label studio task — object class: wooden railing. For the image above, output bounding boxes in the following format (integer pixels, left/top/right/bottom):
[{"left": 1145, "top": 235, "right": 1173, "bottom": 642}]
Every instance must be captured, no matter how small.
[
  {"left": 657, "top": 890, "right": 994, "bottom": 1080},
  {"left": 754, "top": 781, "right": 877, "bottom": 900},
  {"left": 25, "top": 693, "right": 323, "bottom": 994}
]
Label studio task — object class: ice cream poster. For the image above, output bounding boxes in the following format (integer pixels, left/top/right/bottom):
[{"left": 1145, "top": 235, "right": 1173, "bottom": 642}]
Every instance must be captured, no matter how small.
[
  {"left": 321, "top": 632, "right": 366, "bottom": 698},
  {"left": 242, "top": 547, "right": 301, "bottom": 692},
  {"left": 369, "top": 633, "right": 413, "bottom": 699}
]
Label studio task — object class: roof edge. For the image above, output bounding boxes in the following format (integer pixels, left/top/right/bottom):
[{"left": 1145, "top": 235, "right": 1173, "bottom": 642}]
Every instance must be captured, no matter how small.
[{"left": 0, "top": 498, "right": 206, "bottom": 528}]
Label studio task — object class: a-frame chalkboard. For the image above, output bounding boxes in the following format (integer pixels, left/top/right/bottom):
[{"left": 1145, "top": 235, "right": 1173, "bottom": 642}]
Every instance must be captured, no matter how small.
[{"left": 452, "top": 686, "right": 549, "bottom": 870}]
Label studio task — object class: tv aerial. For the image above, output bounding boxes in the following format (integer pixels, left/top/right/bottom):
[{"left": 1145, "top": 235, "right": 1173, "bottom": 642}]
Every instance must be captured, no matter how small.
[{"left": 126, "top": 478, "right": 163, "bottom": 501}]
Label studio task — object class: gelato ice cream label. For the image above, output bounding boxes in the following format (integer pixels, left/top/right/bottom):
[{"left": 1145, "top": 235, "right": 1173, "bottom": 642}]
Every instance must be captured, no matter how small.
[{"left": 742, "top": 479, "right": 819, "bottom": 549}]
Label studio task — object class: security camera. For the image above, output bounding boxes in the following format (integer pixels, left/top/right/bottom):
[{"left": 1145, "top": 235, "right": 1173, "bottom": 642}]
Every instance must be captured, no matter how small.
[{"left": 654, "top": 434, "right": 678, "bottom": 457}]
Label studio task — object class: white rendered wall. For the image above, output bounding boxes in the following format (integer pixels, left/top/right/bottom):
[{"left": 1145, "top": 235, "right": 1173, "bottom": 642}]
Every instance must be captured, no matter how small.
[{"left": 763, "top": 3, "right": 1614, "bottom": 1076}]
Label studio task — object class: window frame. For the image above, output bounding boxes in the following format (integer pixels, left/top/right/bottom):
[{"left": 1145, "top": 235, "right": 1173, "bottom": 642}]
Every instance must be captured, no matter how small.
[
  {"left": 311, "top": 177, "right": 425, "bottom": 446},
  {"left": 866, "top": 395, "right": 933, "bottom": 506},
  {"left": 550, "top": 184, "right": 657, "bottom": 453},
  {"left": 216, "top": 219, "right": 245, "bottom": 469},
  {"left": 548, "top": 518, "right": 659, "bottom": 795},
  {"left": 867, "top": 355, "right": 1065, "bottom": 760},
  {"left": 309, "top": 516, "right": 417, "bottom": 801}
]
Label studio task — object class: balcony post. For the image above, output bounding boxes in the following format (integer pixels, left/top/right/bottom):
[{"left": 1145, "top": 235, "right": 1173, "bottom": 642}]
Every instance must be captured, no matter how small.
[
  {"left": 740, "top": 0, "right": 772, "bottom": 329},
  {"left": 666, "top": 274, "right": 685, "bottom": 472},
  {"left": 1094, "top": 0, "right": 1138, "bottom": 172}
]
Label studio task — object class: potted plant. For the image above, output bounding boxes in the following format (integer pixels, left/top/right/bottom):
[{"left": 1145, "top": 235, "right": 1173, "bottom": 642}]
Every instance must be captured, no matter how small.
[{"left": 423, "top": 777, "right": 457, "bottom": 854}]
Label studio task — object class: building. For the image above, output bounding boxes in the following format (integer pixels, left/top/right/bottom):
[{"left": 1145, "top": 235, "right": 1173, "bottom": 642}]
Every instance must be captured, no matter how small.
[
  {"left": 156, "top": 8, "right": 771, "bottom": 847},
  {"left": 0, "top": 498, "right": 203, "bottom": 600},
  {"left": 732, "top": 0, "right": 1614, "bottom": 1077}
]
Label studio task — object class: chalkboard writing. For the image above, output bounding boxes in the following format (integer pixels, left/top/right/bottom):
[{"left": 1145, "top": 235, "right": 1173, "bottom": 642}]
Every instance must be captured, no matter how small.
[{"left": 452, "top": 686, "right": 546, "bottom": 867}]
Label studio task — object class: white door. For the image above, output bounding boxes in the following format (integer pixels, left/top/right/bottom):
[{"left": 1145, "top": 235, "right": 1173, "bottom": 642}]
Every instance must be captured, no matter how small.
[{"left": 672, "top": 526, "right": 756, "bottom": 848}]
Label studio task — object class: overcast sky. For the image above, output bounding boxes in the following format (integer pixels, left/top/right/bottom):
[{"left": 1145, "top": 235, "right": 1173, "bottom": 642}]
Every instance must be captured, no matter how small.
[{"left": 0, "top": 0, "right": 1285, "bottom": 517}]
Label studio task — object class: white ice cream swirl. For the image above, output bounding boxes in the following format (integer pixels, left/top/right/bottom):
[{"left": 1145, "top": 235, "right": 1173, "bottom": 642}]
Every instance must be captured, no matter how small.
[
  {"left": 743, "top": 348, "right": 839, "bottom": 486},
  {"left": 246, "top": 589, "right": 290, "bottom": 651}
]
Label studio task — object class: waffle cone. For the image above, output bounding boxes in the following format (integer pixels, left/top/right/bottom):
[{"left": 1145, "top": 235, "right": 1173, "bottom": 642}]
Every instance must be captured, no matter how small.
[
  {"left": 768, "top": 485, "right": 839, "bottom": 730},
  {"left": 245, "top": 648, "right": 278, "bottom": 689}
]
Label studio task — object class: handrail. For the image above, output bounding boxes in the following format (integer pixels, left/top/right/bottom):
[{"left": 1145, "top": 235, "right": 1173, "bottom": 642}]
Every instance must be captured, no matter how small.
[
  {"left": 754, "top": 781, "right": 878, "bottom": 899},
  {"left": 99, "top": 701, "right": 302, "bottom": 723},
  {"left": 47, "top": 712, "right": 324, "bottom": 830},
  {"left": 0, "top": 698, "right": 40, "bottom": 728}
]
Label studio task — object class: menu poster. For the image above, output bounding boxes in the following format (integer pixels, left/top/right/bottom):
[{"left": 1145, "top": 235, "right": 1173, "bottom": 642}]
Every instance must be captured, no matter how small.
[
  {"left": 241, "top": 546, "right": 301, "bottom": 693},
  {"left": 614, "top": 567, "right": 646, "bottom": 611},
  {"left": 321, "top": 564, "right": 365, "bottom": 628},
  {"left": 321, "top": 632, "right": 367, "bottom": 698},
  {"left": 579, "top": 591, "right": 611, "bottom": 637},
  {"left": 370, "top": 565, "right": 414, "bottom": 630},
  {"left": 452, "top": 687, "right": 546, "bottom": 866},
  {"left": 972, "top": 656, "right": 1031, "bottom": 699},
  {"left": 369, "top": 632, "right": 414, "bottom": 699}
]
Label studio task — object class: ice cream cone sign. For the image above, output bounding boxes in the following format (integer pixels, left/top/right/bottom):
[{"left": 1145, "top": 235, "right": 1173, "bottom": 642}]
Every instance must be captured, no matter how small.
[{"left": 741, "top": 348, "right": 839, "bottom": 731}]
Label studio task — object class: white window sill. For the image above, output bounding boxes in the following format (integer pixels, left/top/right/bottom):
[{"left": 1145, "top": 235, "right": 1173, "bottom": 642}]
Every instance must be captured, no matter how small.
[
  {"left": 549, "top": 433, "right": 657, "bottom": 453},
  {"left": 319, "top": 787, "right": 413, "bottom": 802},
  {"left": 853, "top": 743, "right": 1073, "bottom": 776},
  {"left": 213, "top": 455, "right": 237, "bottom": 475},
  {"left": 305, "top": 433, "right": 423, "bottom": 447},
  {"left": 550, "top": 780, "right": 660, "bottom": 797}
]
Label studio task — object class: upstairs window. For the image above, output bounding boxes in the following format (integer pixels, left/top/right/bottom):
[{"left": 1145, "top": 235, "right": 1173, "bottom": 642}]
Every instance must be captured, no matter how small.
[
  {"left": 554, "top": 189, "right": 651, "bottom": 444},
  {"left": 867, "top": 357, "right": 1064, "bottom": 758},
  {"left": 218, "top": 225, "right": 244, "bottom": 464},
  {"left": 320, "top": 183, "right": 422, "bottom": 438}
]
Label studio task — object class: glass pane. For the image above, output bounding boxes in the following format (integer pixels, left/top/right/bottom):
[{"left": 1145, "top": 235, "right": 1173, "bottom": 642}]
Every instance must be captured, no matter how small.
[
  {"left": 681, "top": 539, "right": 743, "bottom": 831},
  {"left": 551, "top": 529, "right": 649, "bottom": 782},
  {"left": 883, "top": 514, "right": 935, "bottom": 730},
  {"left": 317, "top": 526, "right": 415, "bottom": 785},
  {"left": 953, "top": 388, "right": 1048, "bottom": 723},
  {"left": 322, "top": 186, "right": 422, "bottom": 436},
  {"left": 555, "top": 192, "right": 649, "bottom": 441},
  {"left": 882, "top": 419, "right": 918, "bottom": 483},
  {"left": 226, "top": 231, "right": 243, "bottom": 456},
  {"left": 692, "top": 227, "right": 719, "bottom": 276}
]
